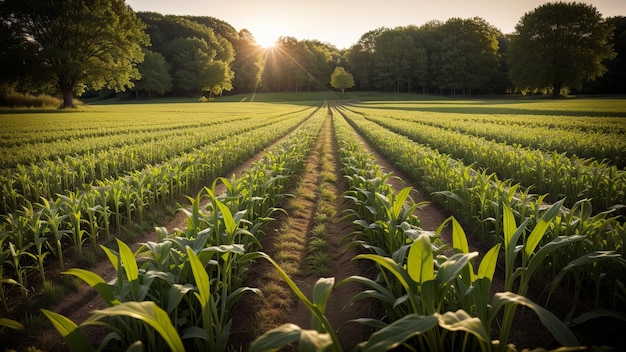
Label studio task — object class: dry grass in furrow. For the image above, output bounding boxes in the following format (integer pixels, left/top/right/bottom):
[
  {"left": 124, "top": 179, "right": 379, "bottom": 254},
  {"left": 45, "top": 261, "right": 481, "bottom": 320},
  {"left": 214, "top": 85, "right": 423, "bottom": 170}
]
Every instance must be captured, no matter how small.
[{"left": 231, "top": 115, "right": 370, "bottom": 350}]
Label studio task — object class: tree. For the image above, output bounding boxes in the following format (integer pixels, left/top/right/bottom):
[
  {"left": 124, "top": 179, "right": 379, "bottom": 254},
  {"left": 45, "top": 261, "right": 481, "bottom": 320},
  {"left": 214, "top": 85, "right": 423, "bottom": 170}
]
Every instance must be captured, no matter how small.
[
  {"left": 0, "top": 0, "right": 149, "bottom": 108},
  {"left": 345, "top": 28, "right": 386, "bottom": 90},
  {"left": 136, "top": 50, "right": 172, "bottom": 98},
  {"left": 230, "top": 29, "right": 264, "bottom": 93},
  {"left": 508, "top": 2, "right": 616, "bottom": 96},
  {"left": 430, "top": 18, "right": 501, "bottom": 95},
  {"left": 374, "top": 29, "right": 416, "bottom": 92},
  {"left": 330, "top": 67, "right": 355, "bottom": 93},
  {"left": 164, "top": 37, "right": 234, "bottom": 96},
  {"left": 580, "top": 16, "right": 626, "bottom": 94}
]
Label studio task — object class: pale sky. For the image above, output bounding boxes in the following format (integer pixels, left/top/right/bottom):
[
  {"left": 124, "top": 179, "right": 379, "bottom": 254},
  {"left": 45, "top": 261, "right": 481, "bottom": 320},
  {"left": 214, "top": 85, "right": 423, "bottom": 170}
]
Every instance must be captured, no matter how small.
[{"left": 126, "top": 0, "right": 625, "bottom": 49}]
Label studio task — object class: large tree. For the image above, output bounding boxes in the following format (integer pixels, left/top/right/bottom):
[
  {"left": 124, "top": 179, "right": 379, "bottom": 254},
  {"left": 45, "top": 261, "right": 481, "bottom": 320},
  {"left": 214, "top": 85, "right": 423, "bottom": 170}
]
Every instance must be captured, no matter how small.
[
  {"left": 0, "top": 0, "right": 149, "bottom": 108},
  {"left": 430, "top": 18, "right": 501, "bottom": 95},
  {"left": 508, "top": 1, "right": 616, "bottom": 96}
]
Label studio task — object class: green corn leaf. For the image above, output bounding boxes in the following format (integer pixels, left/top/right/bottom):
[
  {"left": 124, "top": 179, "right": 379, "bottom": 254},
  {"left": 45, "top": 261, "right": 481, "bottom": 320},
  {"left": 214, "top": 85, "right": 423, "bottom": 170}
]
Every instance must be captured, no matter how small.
[
  {"left": 349, "top": 318, "right": 388, "bottom": 330},
  {"left": 300, "top": 329, "right": 334, "bottom": 352},
  {"left": 41, "top": 309, "right": 93, "bottom": 352},
  {"left": 63, "top": 268, "right": 119, "bottom": 306},
  {"left": 354, "top": 254, "right": 410, "bottom": 292},
  {"left": 407, "top": 233, "right": 434, "bottom": 284},
  {"left": 100, "top": 244, "right": 119, "bottom": 272},
  {"left": 167, "top": 283, "right": 194, "bottom": 314},
  {"left": 436, "top": 309, "right": 489, "bottom": 343},
  {"left": 85, "top": 301, "right": 184, "bottom": 352},
  {"left": 392, "top": 187, "right": 412, "bottom": 218},
  {"left": 0, "top": 317, "right": 25, "bottom": 331},
  {"left": 451, "top": 216, "right": 469, "bottom": 254},
  {"left": 569, "top": 309, "right": 626, "bottom": 327},
  {"left": 338, "top": 275, "right": 396, "bottom": 306},
  {"left": 116, "top": 238, "right": 138, "bottom": 283},
  {"left": 494, "top": 291, "right": 578, "bottom": 346},
  {"left": 311, "top": 277, "right": 335, "bottom": 333},
  {"left": 436, "top": 252, "right": 478, "bottom": 287},
  {"left": 527, "top": 236, "right": 586, "bottom": 282},
  {"left": 250, "top": 323, "right": 303, "bottom": 352},
  {"left": 312, "top": 277, "right": 334, "bottom": 315},
  {"left": 215, "top": 199, "right": 237, "bottom": 236},
  {"left": 503, "top": 204, "right": 516, "bottom": 247},
  {"left": 525, "top": 199, "right": 564, "bottom": 257},
  {"left": 477, "top": 243, "right": 501, "bottom": 281},
  {"left": 186, "top": 246, "right": 210, "bottom": 308},
  {"left": 362, "top": 313, "right": 438, "bottom": 352},
  {"left": 125, "top": 341, "right": 144, "bottom": 352}
]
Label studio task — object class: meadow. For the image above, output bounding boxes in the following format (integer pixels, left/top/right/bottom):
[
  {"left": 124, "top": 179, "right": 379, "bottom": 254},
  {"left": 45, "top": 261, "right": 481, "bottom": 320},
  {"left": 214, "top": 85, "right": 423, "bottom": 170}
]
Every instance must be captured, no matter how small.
[{"left": 1, "top": 93, "right": 625, "bottom": 351}]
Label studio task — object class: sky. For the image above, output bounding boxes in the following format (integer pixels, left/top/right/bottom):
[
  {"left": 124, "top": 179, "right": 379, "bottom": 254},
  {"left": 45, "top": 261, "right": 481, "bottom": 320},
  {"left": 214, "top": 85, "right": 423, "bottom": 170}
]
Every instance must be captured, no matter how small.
[{"left": 126, "top": 0, "right": 625, "bottom": 49}]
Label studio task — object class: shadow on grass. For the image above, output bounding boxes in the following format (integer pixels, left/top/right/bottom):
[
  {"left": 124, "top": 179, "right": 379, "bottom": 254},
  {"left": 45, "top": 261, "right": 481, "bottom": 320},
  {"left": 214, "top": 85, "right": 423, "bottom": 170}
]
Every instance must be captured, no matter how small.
[{"left": 359, "top": 104, "right": 626, "bottom": 118}]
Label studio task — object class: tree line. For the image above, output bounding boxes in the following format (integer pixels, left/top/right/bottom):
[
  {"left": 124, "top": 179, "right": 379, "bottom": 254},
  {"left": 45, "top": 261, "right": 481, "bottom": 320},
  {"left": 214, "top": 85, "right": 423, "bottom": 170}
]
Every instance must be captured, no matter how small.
[{"left": 1, "top": 1, "right": 624, "bottom": 108}]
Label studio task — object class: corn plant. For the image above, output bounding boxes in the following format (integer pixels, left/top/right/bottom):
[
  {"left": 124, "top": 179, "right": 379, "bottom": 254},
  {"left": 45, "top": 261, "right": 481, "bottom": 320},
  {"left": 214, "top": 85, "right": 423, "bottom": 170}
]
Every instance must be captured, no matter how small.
[
  {"left": 0, "top": 249, "right": 26, "bottom": 313},
  {"left": 6, "top": 241, "right": 35, "bottom": 292},
  {"left": 341, "top": 212, "right": 580, "bottom": 351},
  {"left": 337, "top": 105, "right": 625, "bottom": 305},
  {"left": 38, "top": 197, "right": 70, "bottom": 271},
  {"left": 58, "top": 192, "right": 87, "bottom": 261},
  {"left": 42, "top": 301, "right": 184, "bottom": 352}
]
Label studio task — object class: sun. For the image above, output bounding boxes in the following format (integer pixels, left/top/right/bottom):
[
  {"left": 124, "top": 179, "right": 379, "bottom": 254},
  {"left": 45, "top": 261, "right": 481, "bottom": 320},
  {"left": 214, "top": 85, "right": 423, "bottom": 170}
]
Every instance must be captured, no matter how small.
[
  {"left": 253, "top": 28, "right": 278, "bottom": 49},
  {"left": 256, "top": 35, "right": 277, "bottom": 49}
]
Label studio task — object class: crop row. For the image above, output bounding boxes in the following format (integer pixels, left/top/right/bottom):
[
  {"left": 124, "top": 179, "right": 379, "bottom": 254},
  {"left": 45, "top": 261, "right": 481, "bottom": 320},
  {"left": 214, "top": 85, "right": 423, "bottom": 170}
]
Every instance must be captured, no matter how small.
[
  {"left": 0, "top": 115, "right": 250, "bottom": 166},
  {"left": 349, "top": 104, "right": 626, "bottom": 167},
  {"left": 248, "top": 104, "right": 607, "bottom": 351},
  {"left": 0, "top": 107, "right": 322, "bottom": 315},
  {"left": 29, "top": 106, "right": 327, "bottom": 351},
  {"left": 349, "top": 107, "right": 626, "bottom": 213},
  {"left": 335, "top": 105, "right": 625, "bottom": 312},
  {"left": 0, "top": 107, "right": 312, "bottom": 168},
  {"left": 0, "top": 104, "right": 297, "bottom": 148},
  {"left": 353, "top": 101, "right": 626, "bottom": 132},
  {"left": 0, "top": 108, "right": 316, "bottom": 215}
]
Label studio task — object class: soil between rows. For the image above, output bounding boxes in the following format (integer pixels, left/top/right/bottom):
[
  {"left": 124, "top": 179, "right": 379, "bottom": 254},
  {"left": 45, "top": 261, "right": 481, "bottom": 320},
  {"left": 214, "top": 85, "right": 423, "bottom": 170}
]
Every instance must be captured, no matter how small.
[{"left": 26, "top": 107, "right": 473, "bottom": 351}]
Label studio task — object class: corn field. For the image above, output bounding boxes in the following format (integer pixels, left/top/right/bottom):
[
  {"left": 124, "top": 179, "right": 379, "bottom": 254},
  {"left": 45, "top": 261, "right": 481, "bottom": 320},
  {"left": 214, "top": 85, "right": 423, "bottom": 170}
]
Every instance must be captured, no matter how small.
[{"left": 1, "top": 98, "right": 625, "bottom": 351}]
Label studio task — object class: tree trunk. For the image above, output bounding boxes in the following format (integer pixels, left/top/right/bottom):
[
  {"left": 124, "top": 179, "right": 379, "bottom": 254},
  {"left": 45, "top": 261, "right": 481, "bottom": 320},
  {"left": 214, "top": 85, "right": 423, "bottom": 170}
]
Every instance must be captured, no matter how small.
[
  {"left": 552, "top": 82, "right": 562, "bottom": 97},
  {"left": 60, "top": 84, "right": 75, "bottom": 109}
]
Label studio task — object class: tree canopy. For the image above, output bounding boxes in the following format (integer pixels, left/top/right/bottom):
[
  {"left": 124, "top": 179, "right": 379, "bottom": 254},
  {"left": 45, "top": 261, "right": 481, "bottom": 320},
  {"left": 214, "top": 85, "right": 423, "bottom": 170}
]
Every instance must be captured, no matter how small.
[
  {"left": 136, "top": 12, "right": 236, "bottom": 97},
  {"left": 344, "top": 18, "right": 504, "bottom": 95},
  {"left": 2, "top": 2, "right": 624, "bottom": 102},
  {"left": 0, "top": 0, "right": 149, "bottom": 107},
  {"left": 330, "top": 67, "right": 355, "bottom": 93},
  {"left": 508, "top": 1, "right": 616, "bottom": 96},
  {"left": 136, "top": 49, "right": 172, "bottom": 98}
]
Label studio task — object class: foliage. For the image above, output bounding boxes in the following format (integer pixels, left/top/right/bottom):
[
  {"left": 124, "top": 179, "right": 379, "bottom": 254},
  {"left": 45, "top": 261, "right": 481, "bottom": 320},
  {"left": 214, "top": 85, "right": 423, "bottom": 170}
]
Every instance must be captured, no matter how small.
[
  {"left": 330, "top": 67, "right": 355, "bottom": 94},
  {"left": 163, "top": 37, "right": 234, "bottom": 96},
  {"left": 508, "top": 2, "right": 616, "bottom": 96},
  {"left": 0, "top": 0, "right": 150, "bottom": 108},
  {"left": 135, "top": 50, "right": 172, "bottom": 98}
]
